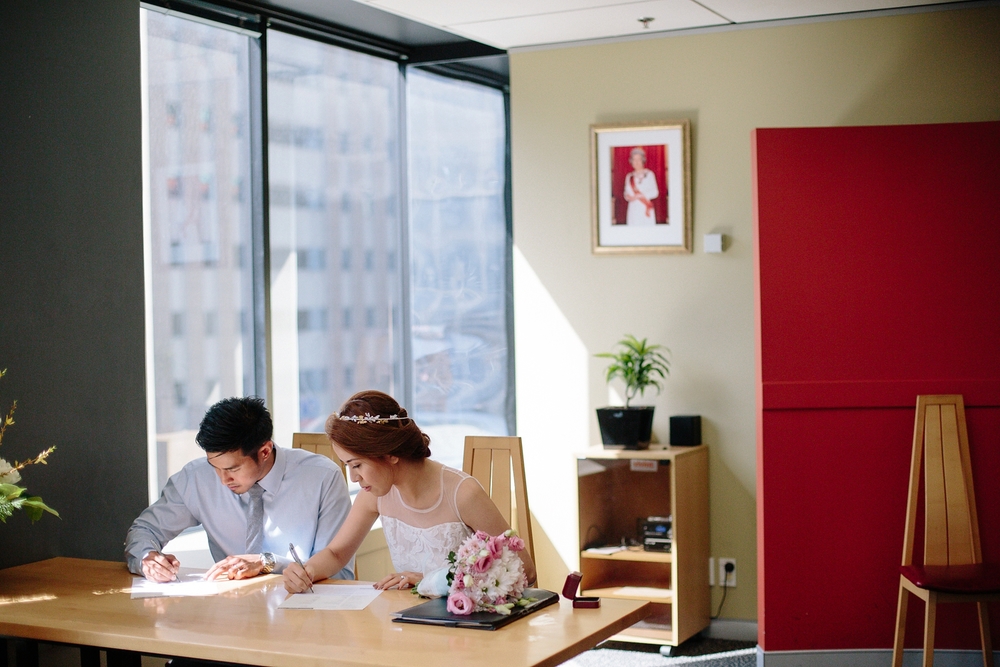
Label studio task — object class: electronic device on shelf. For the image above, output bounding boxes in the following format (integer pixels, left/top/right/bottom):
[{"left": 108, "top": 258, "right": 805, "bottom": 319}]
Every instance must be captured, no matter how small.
[
  {"left": 640, "top": 516, "right": 672, "bottom": 537},
  {"left": 640, "top": 515, "right": 672, "bottom": 552},
  {"left": 643, "top": 537, "right": 672, "bottom": 552}
]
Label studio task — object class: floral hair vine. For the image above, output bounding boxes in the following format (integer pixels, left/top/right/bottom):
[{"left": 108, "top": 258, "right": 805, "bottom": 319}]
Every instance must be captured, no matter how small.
[{"left": 335, "top": 413, "right": 408, "bottom": 425}]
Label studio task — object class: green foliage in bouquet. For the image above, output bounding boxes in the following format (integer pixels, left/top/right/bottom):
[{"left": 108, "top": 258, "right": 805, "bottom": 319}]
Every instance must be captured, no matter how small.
[{"left": 0, "top": 369, "right": 59, "bottom": 523}]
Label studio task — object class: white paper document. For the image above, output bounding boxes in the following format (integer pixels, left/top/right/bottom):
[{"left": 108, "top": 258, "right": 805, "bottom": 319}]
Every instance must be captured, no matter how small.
[
  {"left": 584, "top": 546, "right": 626, "bottom": 555},
  {"left": 130, "top": 567, "right": 271, "bottom": 599},
  {"left": 278, "top": 584, "right": 382, "bottom": 611}
]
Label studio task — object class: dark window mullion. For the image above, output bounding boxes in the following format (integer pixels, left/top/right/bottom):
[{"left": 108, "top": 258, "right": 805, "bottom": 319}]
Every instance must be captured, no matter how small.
[
  {"left": 397, "top": 62, "right": 413, "bottom": 411},
  {"left": 250, "top": 30, "right": 269, "bottom": 401},
  {"left": 502, "top": 89, "right": 515, "bottom": 436}
]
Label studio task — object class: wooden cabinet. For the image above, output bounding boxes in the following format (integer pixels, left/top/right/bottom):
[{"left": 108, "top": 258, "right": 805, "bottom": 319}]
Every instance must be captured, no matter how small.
[{"left": 576, "top": 445, "right": 710, "bottom": 647}]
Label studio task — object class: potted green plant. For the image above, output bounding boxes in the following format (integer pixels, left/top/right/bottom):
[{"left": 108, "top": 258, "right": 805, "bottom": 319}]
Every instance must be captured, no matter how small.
[{"left": 594, "top": 335, "right": 670, "bottom": 450}]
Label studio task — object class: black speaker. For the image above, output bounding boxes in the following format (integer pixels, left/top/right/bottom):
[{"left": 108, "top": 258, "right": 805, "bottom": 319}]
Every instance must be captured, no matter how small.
[{"left": 669, "top": 415, "right": 701, "bottom": 446}]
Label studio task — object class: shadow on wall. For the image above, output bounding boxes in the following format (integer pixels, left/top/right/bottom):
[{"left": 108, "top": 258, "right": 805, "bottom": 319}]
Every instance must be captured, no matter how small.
[
  {"left": 531, "top": 509, "right": 571, "bottom": 591},
  {"left": 839, "top": 10, "right": 1000, "bottom": 126}
]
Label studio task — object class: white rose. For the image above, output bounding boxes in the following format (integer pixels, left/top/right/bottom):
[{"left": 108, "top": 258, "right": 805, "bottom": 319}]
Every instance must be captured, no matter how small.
[
  {"left": 0, "top": 458, "right": 21, "bottom": 485},
  {"left": 416, "top": 566, "right": 452, "bottom": 598}
]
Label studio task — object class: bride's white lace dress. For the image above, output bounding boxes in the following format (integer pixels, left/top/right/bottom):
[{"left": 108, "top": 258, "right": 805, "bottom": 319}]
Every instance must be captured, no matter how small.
[{"left": 378, "top": 464, "right": 476, "bottom": 574}]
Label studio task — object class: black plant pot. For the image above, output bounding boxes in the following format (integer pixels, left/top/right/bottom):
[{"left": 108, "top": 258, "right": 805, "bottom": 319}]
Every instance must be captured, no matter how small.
[{"left": 596, "top": 406, "right": 655, "bottom": 450}]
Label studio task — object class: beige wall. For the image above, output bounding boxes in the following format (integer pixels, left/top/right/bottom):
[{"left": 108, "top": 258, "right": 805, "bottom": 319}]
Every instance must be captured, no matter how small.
[{"left": 510, "top": 5, "right": 1000, "bottom": 621}]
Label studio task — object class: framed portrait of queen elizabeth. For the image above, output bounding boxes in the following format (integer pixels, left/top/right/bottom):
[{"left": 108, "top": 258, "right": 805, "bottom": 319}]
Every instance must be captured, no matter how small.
[{"left": 590, "top": 120, "right": 691, "bottom": 254}]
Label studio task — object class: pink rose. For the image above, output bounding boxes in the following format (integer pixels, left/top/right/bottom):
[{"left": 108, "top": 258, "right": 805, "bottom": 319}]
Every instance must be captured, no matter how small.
[
  {"left": 507, "top": 535, "right": 525, "bottom": 552},
  {"left": 474, "top": 530, "right": 490, "bottom": 541},
  {"left": 447, "top": 591, "right": 474, "bottom": 615},
  {"left": 487, "top": 535, "right": 504, "bottom": 558},
  {"left": 472, "top": 553, "right": 494, "bottom": 573}
]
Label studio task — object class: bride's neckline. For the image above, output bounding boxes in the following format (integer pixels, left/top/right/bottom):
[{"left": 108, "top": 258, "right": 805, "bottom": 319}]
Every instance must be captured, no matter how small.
[{"left": 393, "top": 463, "right": 447, "bottom": 513}]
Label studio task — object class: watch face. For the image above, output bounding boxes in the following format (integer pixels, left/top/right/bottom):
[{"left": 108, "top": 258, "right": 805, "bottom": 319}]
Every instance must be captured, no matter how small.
[{"left": 260, "top": 552, "right": 276, "bottom": 573}]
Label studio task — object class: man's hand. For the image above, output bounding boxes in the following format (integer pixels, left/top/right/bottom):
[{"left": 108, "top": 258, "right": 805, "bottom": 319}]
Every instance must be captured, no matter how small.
[
  {"left": 374, "top": 571, "right": 421, "bottom": 590},
  {"left": 141, "top": 551, "right": 180, "bottom": 582},
  {"left": 205, "top": 554, "right": 264, "bottom": 581},
  {"left": 282, "top": 561, "right": 315, "bottom": 594}
]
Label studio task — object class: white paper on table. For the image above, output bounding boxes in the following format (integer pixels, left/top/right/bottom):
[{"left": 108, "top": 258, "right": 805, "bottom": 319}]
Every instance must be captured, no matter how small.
[
  {"left": 130, "top": 567, "right": 270, "bottom": 598},
  {"left": 278, "top": 584, "right": 382, "bottom": 610},
  {"left": 584, "top": 546, "right": 626, "bottom": 555}
]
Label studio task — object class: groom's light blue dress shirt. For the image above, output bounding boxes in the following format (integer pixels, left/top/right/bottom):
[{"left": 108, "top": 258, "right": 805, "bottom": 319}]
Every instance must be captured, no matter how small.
[{"left": 125, "top": 446, "right": 353, "bottom": 579}]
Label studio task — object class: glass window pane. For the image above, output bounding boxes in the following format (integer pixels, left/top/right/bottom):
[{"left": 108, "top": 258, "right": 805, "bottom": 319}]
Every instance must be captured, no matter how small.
[
  {"left": 141, "top": 9, "right": 255, "bottom": 493},
  {"left": 406, "top": 70, "right": 510, "bottom": 470},
  {"left": 267, "top": 31, "right": 402, "bottom": 448}
]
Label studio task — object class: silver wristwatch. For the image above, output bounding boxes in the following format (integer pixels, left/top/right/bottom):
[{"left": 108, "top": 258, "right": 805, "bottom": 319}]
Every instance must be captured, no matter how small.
[{"left": 259, "top": 551, "right": 276, "bottom": 575}]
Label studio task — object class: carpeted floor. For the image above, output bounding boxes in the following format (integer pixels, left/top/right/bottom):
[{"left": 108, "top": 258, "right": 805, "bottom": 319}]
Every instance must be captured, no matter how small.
[{"left": 559, "top": 637, "right": 757, "bottom": 667}]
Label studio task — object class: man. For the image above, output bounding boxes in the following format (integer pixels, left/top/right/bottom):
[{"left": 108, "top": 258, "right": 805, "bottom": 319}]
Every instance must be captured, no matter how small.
[{"left": 126, "top": 396, "right": 354, "bottom": 582}]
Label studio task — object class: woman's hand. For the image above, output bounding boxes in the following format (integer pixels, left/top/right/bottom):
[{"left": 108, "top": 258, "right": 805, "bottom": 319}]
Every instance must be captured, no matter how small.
[
  {"left": 374, "top": 571, "right": 422, "bottom": 590},
  {"left": 283, "top": 561, "right": 315, "bottom": 593}
]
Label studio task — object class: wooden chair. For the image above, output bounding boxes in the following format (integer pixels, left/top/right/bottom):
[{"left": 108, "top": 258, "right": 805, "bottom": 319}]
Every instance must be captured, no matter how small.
[
  {"left": 892, "top": 395, "right": 1000, "bottom": 667},
  {"left": 291, "top": 431, "right": 346, "bottom": 481},
  {"left": 462, "top": 435, "right": 535, "bottom": 563},
  {"left": 291, "top": 432, "right": 360, "bottom": 580}
]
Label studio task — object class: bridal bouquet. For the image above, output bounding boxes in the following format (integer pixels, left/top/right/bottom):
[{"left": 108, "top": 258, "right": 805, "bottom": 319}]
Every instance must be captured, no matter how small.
[{"left": 417, "top": 529, "right": 530, "bottom": 616}]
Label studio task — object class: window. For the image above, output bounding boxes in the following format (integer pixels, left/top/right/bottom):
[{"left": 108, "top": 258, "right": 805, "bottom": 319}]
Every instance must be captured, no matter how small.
[
  {"left": 141, "top": 8, "right": 257, "bottom": 495},
  {"left": 267, "top": 30, "right": 402, "bottom": 435},
  {"left": 406, "top": 70, "right": 512, "bottom": 469},
  {"left": 142, "top": 5, "right": 513, "bottom": 495}
]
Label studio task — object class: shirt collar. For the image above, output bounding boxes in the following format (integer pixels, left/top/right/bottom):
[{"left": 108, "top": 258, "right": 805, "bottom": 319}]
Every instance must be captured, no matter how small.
[{"left": 257, "top": 445, "right": 285, "bottom": 496}]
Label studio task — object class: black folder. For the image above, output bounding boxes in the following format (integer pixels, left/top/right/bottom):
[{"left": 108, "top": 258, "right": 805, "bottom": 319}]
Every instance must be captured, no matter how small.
[{"left": 391, "top": 588, "right": 559, "bottom": 630}]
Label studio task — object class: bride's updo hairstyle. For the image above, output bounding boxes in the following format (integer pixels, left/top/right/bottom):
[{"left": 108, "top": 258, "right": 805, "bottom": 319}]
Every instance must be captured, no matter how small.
[{"left": 325, "top": 390, "right": 431, "bottom": 461}]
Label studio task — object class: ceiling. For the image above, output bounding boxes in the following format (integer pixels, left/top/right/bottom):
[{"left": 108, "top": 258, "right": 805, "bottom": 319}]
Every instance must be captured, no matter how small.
[
  {"left": 258, "top": 0, "right": 977, "bottom": 81},
  {"left": 336, "top": 0, "right": 971, "bottom": 49}
]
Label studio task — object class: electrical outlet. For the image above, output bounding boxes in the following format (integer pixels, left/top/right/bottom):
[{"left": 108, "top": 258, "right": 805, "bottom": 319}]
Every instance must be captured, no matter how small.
[
  {"left": 718, "top": 558, "right": 737, "bottom": 588},
  {"left": 708, "top": 557, "right": 715, "bottom": 586}
]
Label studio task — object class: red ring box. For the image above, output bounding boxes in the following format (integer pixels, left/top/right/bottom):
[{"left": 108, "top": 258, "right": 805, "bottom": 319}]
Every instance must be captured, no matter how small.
[{"left": 562, "top": 571, "right": 601, "bottom": 608}]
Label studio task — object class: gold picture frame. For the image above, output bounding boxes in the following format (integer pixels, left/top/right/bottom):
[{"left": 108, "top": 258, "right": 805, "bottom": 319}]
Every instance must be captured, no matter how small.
[{"left": 590, "top": 120, "right": 692, "bottom": 254}]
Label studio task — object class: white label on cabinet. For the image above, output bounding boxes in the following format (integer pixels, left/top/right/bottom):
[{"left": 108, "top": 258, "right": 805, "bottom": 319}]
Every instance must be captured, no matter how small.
[{"left": 629, "top": 459, "right": 658, "bottom": 472}]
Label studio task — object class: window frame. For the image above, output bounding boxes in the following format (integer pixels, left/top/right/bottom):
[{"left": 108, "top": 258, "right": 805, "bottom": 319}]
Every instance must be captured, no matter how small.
[{"left": 141, "top": 0, "right": 514, "bottom": 503}]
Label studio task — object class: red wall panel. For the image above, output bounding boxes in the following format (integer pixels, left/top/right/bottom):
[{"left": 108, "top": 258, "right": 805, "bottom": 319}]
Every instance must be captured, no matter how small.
[{"left": 753, "top": 121, "right": 1000, "bottom": 651}]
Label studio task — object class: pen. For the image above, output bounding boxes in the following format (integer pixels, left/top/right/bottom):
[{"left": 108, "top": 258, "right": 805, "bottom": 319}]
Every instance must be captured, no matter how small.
[{"left": 289, "top": 542, "right": 315, "bottom": 594}]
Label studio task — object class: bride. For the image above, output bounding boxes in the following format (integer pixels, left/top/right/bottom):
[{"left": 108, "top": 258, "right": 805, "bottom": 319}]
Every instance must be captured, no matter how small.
[{"left": 283, "top": 390, "right": 536, "bottom": 592}]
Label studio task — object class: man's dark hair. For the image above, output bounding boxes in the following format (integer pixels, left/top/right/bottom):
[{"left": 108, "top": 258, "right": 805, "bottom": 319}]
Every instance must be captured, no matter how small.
[{"left": 196, "top": 396, "right": 273, "bottom": 459}]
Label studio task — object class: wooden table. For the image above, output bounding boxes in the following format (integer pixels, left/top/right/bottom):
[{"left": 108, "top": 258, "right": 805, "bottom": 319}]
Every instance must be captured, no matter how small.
[{"left": 0, "top": 559, "right": 650, "bottom": 667}]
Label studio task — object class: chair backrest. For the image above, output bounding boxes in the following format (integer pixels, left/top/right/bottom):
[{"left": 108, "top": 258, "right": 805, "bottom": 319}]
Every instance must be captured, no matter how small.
[
  {"left": 291, "top": 432, "right": 347, "bottom": 482},
  {"left": 462, "top": 435, "right": 534, "bottom": 563},
  {"left": 291, "top": 432, "right": 358, "bottom": 580},
  {"left": 902, "top": 395, "right": 982, "bottom": 568}
]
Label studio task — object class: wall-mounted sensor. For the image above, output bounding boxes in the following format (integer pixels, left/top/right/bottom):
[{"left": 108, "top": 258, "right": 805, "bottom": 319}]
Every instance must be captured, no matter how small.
[{"left": 704, "top": 233, "right": 725, "bottom": 253}]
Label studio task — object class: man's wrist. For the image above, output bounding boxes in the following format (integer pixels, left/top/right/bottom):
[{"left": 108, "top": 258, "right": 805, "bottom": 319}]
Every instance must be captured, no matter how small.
[{"left": 259, "top": 551, "right": 276, "bottom": 575}]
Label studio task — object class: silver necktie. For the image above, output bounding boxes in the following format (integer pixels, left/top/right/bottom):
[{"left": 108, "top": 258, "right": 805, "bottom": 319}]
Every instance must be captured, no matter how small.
[{"left": 245, "top": 483, "right": 265, "bottom": 554}]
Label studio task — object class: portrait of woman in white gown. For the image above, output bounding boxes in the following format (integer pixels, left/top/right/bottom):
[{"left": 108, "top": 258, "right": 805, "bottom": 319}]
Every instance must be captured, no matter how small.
[
  {"left": 592, "top": 121, "right": 691, "bottom": 253},
  {"left": 623, "top": 147, "right": 659, "bottom": 226}
]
